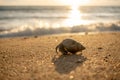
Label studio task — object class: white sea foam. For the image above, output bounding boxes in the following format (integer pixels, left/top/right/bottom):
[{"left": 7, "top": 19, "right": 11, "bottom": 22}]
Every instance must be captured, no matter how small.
[{"left": 0, "top": 21, "right": 120, "bottom": 37}]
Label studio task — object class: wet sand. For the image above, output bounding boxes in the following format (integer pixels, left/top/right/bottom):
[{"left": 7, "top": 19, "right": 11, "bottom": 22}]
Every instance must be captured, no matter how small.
[{"left": 0, "top": 32, "right": 120, "bottom": 80}]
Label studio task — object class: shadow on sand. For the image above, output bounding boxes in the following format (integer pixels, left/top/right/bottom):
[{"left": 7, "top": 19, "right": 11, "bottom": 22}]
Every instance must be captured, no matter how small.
[{"left": 52, "top": 54, "right": 87, "bottom": 74}]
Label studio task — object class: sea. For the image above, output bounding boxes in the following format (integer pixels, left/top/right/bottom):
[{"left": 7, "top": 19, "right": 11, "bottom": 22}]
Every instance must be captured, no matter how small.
[{"left": 0, "top": 6, "right": 120, "bottom": 37}]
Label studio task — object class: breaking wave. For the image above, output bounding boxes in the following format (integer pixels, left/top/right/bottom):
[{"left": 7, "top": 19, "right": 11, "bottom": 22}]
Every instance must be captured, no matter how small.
[{"left": 0, "top": 21, "right": 120, "bottom": 38}]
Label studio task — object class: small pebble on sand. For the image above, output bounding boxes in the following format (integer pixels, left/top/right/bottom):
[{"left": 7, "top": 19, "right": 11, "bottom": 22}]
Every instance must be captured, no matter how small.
[
  {"left": 76, "top": 59, "right": 83, "bottom": 63},
  {"left": 69, "top": 75, "right": 74, "bottom": 79},
  {"left": 98, "top": 47, "right": 103, "bottom": 49},
  {"left": 51, "top": 63, "right": 54, "bottom": 65}
]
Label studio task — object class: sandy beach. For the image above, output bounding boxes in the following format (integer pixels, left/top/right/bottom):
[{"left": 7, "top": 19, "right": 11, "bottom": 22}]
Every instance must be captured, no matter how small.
[{"left": 0, "top": 32, "right": 120, "bottom": 80}]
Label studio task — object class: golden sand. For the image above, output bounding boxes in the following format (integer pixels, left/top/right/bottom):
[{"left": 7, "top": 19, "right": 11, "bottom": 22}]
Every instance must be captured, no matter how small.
[{"left": 0, "top": 32, "right": 120, "bottom": 80}]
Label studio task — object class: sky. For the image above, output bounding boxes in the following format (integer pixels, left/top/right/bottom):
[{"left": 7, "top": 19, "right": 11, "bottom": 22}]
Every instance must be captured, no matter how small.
[{"left": 0, "top": 0, "right": 120, "bottom": 6}]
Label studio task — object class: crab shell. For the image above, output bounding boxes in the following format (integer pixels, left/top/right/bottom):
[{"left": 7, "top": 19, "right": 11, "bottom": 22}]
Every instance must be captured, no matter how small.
[{"left": 56, "top": 39, "right": 86, "bottom": 55}]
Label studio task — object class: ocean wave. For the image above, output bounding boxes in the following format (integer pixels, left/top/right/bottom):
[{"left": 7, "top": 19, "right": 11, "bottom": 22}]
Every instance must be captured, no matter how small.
[{"left": 0, "top": 21, "right": 120, "bottom": 38}]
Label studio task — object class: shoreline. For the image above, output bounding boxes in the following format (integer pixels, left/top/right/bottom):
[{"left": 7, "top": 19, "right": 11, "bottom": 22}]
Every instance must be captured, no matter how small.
[{"left": 0, "top": 31, "right": 120, "bottom": 39}]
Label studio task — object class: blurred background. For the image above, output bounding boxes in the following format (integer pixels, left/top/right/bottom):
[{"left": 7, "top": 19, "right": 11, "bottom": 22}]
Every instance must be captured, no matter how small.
[{"left": 0, "top": 0, "right": 120, "bottom": 37}]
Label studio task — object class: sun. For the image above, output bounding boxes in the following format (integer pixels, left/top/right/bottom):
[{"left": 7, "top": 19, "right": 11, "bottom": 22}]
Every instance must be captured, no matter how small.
[{"left": 60, "top": 0, "right": 90, "bottom": 6}]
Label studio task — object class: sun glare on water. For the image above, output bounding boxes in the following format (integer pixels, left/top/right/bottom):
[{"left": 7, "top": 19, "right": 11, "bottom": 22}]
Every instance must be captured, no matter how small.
[
  {"left": 62, "top": 0, "right": 90, "bottom": 27},
  {"left": 64, "top": 5, "right": 82, "bottom": 26}
]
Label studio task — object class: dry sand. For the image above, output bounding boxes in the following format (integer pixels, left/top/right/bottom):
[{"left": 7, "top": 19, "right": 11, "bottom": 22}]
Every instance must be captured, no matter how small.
[{"left": 0, "top": 32, "right": 120, "bottom": 80}]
